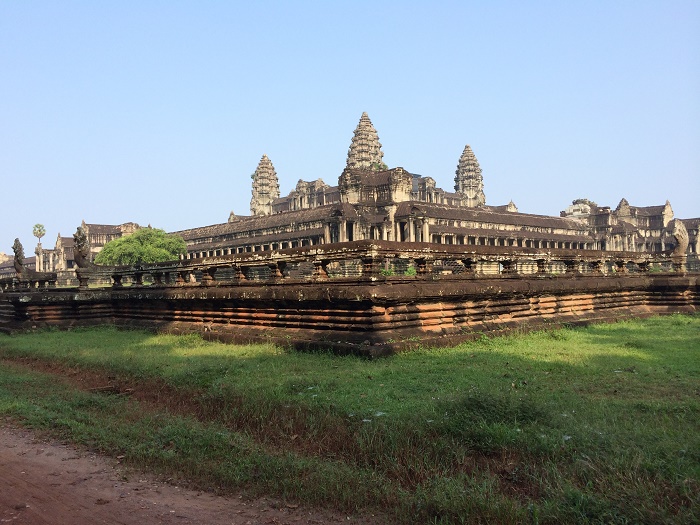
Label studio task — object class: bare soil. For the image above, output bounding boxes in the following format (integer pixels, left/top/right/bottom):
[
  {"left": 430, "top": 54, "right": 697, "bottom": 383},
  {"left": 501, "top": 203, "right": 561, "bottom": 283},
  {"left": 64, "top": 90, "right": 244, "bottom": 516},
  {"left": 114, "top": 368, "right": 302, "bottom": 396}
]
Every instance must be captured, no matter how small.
[{"left": 0, "top": 425, "right": 390, "bottom": 525}]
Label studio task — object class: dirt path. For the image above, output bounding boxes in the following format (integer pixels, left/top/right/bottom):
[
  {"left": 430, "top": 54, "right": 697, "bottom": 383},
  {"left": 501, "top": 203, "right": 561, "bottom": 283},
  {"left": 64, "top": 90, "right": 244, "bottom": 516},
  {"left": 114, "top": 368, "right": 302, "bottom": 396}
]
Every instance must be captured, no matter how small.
[{"left": 0, "top": 425, "right": 389, "bottom": 525}]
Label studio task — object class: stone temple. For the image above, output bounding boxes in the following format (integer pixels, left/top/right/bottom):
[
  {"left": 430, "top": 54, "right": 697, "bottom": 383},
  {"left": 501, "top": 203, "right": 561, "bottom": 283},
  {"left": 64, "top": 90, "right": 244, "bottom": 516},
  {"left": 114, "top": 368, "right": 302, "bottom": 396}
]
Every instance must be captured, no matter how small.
[
  {"left": 174, "top": 112, "right": 698, "bottom": 261},
  {"left": 16, "top": 112, "right": 698, "bottom": 282}
]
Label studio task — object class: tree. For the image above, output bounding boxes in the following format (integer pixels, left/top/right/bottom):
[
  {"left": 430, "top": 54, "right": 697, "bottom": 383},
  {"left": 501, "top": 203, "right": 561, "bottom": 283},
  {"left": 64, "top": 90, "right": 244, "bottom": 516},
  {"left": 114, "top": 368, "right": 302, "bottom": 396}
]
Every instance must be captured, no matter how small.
[
  {"left": 572, "top": 198, "right": 598, "bottom": 208},
  {"left": 94, "top": 227, "right": 187, "bottom": 266},
  {"left": 33, "top": 224, "right": 46, "bottom": 244}
]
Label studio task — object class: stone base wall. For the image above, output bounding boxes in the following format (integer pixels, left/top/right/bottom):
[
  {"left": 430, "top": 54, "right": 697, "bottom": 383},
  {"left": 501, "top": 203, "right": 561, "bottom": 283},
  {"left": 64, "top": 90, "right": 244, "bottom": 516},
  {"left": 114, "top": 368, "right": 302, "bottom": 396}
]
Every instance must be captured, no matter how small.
[{"left": 1, "top": 274, "right": 697, "bottom": 355}]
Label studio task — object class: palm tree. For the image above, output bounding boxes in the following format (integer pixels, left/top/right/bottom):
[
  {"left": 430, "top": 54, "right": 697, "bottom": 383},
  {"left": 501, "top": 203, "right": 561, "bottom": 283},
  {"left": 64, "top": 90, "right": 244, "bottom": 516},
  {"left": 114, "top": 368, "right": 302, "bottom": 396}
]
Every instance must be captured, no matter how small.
[{"left": 33, "top": 224, "right": 46, "bottom": 244}]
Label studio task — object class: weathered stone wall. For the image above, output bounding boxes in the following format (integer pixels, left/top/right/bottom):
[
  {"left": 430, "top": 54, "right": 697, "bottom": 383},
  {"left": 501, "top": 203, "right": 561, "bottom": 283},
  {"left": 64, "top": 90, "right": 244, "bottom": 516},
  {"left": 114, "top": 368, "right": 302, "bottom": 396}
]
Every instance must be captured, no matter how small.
[{"left": 1, "top": 272, "right": 696, "bottom": 356}]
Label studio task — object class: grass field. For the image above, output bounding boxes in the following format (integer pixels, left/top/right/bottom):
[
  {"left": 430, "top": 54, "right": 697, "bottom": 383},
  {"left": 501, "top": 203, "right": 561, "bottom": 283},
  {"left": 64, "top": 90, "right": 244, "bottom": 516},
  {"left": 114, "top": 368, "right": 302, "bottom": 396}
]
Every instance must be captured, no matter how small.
[{"left": 0, "top": 315, "right": 698, "bottom": 524}]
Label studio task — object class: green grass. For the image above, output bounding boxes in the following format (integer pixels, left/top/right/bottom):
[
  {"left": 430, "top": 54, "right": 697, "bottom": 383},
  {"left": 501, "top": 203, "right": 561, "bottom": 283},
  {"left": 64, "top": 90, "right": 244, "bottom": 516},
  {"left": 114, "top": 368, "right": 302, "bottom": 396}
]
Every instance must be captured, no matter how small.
[{"left": 0, "top": 315, "right": 698, "bottom": 524}]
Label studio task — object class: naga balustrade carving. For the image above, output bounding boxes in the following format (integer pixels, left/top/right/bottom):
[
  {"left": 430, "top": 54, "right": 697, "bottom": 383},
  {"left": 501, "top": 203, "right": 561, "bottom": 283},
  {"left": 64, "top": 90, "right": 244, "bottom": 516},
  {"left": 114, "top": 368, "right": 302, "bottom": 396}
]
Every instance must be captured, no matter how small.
[{"left": 16, "top": 240, "right": 685, "bottom": 292}]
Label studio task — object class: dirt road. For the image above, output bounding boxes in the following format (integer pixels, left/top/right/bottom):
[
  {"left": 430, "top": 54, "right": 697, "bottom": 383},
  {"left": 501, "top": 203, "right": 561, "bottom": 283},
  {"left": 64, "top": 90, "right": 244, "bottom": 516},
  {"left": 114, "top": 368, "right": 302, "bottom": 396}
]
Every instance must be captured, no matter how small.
[{"left": 0, "top": 426, "right": 388, "bottom": 525}]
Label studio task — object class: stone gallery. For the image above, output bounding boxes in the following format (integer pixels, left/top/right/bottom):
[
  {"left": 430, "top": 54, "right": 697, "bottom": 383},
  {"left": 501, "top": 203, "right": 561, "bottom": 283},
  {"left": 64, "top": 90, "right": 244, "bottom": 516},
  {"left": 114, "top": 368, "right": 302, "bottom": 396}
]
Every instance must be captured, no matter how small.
[
  {"left": 14, "top": 112, "right": 699, "bottom": 284},
  {"left": 176, "top": 112, "right": 697, "bottom": 261},
  {"left": 1, "top": 113, "right": 698, "bottom": 352}
]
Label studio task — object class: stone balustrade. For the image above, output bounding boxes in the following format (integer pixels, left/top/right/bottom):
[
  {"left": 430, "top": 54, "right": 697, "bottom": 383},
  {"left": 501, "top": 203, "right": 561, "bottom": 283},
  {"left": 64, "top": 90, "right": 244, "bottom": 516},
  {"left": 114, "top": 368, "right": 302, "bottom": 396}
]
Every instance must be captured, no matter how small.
[
  {"left": 0, "top": 240, "right": 696, "bottom": 353},
  {"left": 48, "top": 240, "right": 687, "bottom": 291},
  {"left": 0, "top": 275, "right": 57, "bottom": 292}
]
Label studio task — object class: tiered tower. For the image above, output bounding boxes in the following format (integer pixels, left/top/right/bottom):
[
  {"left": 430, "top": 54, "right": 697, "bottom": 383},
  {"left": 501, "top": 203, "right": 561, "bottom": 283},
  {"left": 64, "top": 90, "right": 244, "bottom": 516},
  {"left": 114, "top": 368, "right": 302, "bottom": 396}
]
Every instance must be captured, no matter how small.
[
  {"left": 250, "top": 154, "right": 280, "bottom": 216},
  {"left": 346, "top": 112, "right": 385, "bottom": 170},
  {"left": 454, "top": 145, "right": 486, "bottom": 207}
]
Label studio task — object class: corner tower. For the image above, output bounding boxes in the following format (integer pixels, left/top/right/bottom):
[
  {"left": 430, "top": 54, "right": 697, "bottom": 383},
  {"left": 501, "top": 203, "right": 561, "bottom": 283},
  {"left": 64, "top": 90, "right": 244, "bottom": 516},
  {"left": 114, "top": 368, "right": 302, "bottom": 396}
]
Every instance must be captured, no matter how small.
[
  {"left": 346, "top": 112, "right": 385, "bottom": 170},
  {"left": 454, "top": 145, "right": 485, "bottom": 207},
  {"left": 250, "top": 154, "right": 280, "bottom": 216}
]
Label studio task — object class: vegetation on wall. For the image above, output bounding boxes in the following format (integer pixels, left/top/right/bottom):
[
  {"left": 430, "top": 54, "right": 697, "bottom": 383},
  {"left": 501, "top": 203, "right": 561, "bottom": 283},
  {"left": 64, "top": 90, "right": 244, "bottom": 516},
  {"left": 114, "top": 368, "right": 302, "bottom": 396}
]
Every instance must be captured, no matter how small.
[{"left": 572, "top": 197, "right": 598, "bottom": 208}]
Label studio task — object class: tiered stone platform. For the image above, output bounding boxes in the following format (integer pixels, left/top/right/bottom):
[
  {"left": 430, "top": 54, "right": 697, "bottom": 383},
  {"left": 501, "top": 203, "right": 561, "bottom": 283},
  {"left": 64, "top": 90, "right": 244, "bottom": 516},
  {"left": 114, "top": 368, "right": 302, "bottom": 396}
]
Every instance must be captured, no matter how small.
[{"left": 1, "top": 241, "right": 697, "bottom": 355}]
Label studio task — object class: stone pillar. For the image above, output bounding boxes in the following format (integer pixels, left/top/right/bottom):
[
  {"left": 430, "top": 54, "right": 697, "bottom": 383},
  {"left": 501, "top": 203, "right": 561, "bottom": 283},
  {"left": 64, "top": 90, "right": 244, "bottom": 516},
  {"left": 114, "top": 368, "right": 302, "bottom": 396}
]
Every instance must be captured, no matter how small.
[
  {"left": 201, "top": 267, "right": 217, "bottom": 285},
  {"left": 177, "top": 270, "right": 193, "bottom": 284},
  {"left": 233, "top": 265, "right": 247, "bottom": 280},
  {"left": 408, "top": 218, "right": 415, "bottom": 242},
  {"left": 588, "top": 260, "right": 603, "bottom": 273},
  {"left": 268, "top": 261, "right": 286, "bottom": 280},
  {"left": 324, "top": 223, "right": 331, "bottom": 244},
  {"left": 362, "top": 257, "right": 378, "bottom": 277},
  {"left": 313, "top": 259, "right": 329, "bottom": 279},
  {"left": 672, "top": 255, "right": 687, "bottom": 274},
  {"left": 340, "top": 220, "right": 347, "bottom": 242},
  {"left": 415, "top": 257, "right": 432, "bottom": 275},
  {"left": 501, "top": 259, "right": 517, "bottom": 275},
  {"left": 461, "top": 258, "right": 475, "bottom": 275},
  {"left": 563, "top": 259, "right": 578, "bottom": 274},
  {"left": 536, "top": 258, "right": 547, "bottom": 274},
  {"left": 36, "top": 245, "right": 43, "bottom": 272},
  {"left": 77, "top": 271, "right": 89, "bottom": 290}
]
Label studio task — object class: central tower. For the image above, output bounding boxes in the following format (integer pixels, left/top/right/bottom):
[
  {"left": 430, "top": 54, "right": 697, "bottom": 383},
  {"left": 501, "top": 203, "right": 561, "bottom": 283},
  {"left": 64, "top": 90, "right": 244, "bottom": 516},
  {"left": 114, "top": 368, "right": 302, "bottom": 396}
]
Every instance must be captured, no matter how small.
[
  {"left": 346, "top": 112, "right": 385, "bottom": 170},
  {"left": 250, "top": 154, "right": 280, "bottom": 216},
  {"left": 454, "top": 145, "right": 486, "bottom": 207}
]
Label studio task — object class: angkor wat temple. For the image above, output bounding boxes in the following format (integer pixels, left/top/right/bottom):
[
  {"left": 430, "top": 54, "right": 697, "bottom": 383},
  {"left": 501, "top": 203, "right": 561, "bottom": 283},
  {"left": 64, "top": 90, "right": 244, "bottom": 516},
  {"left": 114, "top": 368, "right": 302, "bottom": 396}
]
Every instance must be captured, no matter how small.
[
  {"left": 9, "top": 112, "right": 698, "bottom": 284},
  {"left": 2, "top": 113, "right": 698, "bottom": 351},
  {"left": 174, "top": 112, "right": 698, "bottom": 260}
]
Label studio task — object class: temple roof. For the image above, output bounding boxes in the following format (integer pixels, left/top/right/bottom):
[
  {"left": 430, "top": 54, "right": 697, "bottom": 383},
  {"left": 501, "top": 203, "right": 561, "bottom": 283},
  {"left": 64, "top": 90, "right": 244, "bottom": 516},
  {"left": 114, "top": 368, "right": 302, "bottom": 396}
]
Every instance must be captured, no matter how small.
[
  {"left": 611, "top": 221, "right": 639, "bottom": 234},
  {"left": 185, "top": 228, "right": 327, "bottom": 252},
  {"left": 430, "top": 224, "right": 593, "bottom": 242},
  {"left": 176, "top": 203, "right": 358, "bottom": 242},
  {"left": 343, "top": 168, "right": 394, "bottom": 186},
  {"left": 83, "top": 222, "right": 140, "bottom": 234},
  {"left": 680, "top": 217, "right": 700, "bottom": 229},
  {"left": 84, "top": 224, "right": 125, "bottom": 234},
  {"left": 394, "top": 201, "right": 588, "bottom": 231},
  {"left": 631, "top": 205, "right": 668, "bottom": 216}
]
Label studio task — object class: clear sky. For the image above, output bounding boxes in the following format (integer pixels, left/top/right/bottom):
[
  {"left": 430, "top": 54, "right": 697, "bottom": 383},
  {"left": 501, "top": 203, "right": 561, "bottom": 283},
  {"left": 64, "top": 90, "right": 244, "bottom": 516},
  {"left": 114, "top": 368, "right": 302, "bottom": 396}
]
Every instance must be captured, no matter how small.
[{"left": 1, "top": 1, "right": 699, "bottom": 254}]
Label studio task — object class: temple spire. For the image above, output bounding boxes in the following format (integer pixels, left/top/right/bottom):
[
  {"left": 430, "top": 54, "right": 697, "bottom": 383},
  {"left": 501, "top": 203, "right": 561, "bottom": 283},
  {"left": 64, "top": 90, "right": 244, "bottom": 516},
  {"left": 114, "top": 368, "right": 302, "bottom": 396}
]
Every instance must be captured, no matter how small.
[
  {"left": 454, "top": 145, "right": 485, "bottom": 207},
  {"left": 346, "top": 112, "right": 385, "bottom": 170},
  {"left": 250, "top": 154, "right": 280, "bottom": 216}
]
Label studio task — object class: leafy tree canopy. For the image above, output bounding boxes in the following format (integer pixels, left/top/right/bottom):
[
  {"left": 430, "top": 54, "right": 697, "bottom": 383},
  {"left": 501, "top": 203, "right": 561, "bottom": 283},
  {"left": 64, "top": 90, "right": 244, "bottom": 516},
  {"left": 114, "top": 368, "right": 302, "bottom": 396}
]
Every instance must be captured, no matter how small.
[
  {"left": 94, "top": 227, "right": 187, "bottom": 266},
  {"left": 572, "top": 198, "right": 598, "bottom": 208},
  {"left": 370, "top": 161, "right": 389, "bottom": 171}
]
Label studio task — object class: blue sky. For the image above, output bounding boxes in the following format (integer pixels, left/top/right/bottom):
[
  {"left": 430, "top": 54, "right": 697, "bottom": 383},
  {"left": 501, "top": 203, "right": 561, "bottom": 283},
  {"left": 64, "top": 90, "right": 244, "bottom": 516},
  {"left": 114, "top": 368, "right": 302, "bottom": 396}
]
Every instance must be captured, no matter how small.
[{"left": 1, "top": 1, "right": 698, "bottom": 253}]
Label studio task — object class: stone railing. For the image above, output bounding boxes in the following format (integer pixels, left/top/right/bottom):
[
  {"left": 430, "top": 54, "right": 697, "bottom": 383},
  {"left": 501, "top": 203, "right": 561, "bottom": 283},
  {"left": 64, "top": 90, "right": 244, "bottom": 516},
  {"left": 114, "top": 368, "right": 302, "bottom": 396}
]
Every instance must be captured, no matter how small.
[
  {"left": 0, "top": 273, "right": 57, "bottom": 292},
  {"left": 45, "top": 240, "right": 690, "bottom": 290}
]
